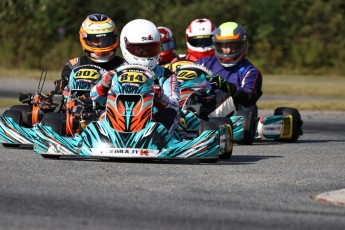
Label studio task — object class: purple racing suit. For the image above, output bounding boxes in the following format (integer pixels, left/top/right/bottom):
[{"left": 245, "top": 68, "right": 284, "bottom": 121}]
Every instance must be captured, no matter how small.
[{"left": 196, "top": 56, "right": 263, "bottom": 107}]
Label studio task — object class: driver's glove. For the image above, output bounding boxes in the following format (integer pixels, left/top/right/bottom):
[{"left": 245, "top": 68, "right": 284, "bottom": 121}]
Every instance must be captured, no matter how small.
[
  {"left": 96, "top": 70, "right": 115, "bottom": 97},
  {"left": 209, "top": 75, "right": 237, "bottom": 96},
  {"left": 153, "top": 85, "right": 169, "bottom": 109}
]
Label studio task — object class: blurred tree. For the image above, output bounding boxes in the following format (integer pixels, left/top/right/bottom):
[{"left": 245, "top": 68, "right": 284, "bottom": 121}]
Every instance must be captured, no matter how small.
[{"left": 0, "top": 0, "right": 344, "bottom": 75}]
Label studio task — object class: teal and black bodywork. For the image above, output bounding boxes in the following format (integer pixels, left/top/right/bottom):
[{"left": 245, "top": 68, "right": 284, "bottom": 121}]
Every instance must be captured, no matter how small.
[
  {"left": 33, "top": 65, "right": 220, "bottom": 162},
  {"left": 0, "top": 70, "right": 63, "bottom": 148},
  {"left": 0, "top": 64, "right": 104, "bottom": 147},
  {"left": 174, "top": 63, "right": 233, "bottom": 159},
  {"left": 174, "top": 63, "right": 303, "bottom": 148},
  {"left": 0, "top": 115, "right": 37, "bottom": 147}
]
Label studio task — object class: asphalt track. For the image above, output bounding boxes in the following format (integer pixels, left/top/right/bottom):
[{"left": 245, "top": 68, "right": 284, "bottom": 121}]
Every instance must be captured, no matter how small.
[
  {"left": 0, "top": 108, "right": 345, "bottom": 230},
  {"left": 0, "top": 78, "right": 345, "bottom": 229},
  {"left": 0, "top": 78, "right": 54, "bottom": 98}
]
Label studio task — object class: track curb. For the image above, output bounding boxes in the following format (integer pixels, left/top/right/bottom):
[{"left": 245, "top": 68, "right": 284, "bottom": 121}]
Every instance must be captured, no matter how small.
[{"left": 312, "top": 188, "right": 345, "bottom": 206}]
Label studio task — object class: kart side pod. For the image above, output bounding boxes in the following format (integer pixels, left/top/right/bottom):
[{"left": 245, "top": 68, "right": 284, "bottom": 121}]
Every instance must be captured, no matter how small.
[
  {"left": 257, "top": 115, "right": 293, "bottom": 140},
  {"left": 257, "top": 107, "right": 302, "bottom": 142}
]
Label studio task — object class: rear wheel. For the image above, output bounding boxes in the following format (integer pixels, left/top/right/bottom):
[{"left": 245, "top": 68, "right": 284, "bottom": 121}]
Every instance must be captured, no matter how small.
[
  {"left": 41, "top": 113, "right": 66, "bottom": 135},
  {"left": 198, "top": 121, "right": 219, "bottom": 163},
  {"left": 208, "top": 117, "right": 233, "bottom": 159},
  {"left": 3, "top": 109, "right": 22, "bottom": 125},
  {"left": 2, "top": 110, "right": 22, "bottom": 148},
  {"left": 10, "top": 105, "right": 31, "bottom": 127},
  {"left": 236, "top": 109, "right": 256, "bottom": 145},
  {"left": 274, "top": 107, "right": 302, "bottom": 142}
]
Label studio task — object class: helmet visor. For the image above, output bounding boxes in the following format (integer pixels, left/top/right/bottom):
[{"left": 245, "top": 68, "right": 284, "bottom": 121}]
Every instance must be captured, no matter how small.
[
  {"left": 161, "top": 40, "right": 176, "bottom": 52},
  {"left": 84, "top": 32, "right": 117, "bottom": 48},
  {"left": 125, "top": 40, "right": 161, "bottom": 57},
  {"left": 187, "top": 35, "right": 213, "bottom": 48},
  {"left": 214, "top": 41, "right": 245, "bottom": 55}
]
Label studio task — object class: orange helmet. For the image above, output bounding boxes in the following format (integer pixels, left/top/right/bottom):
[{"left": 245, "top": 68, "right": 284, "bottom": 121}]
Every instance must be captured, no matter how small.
[{"left": 79, "top": 14, "right": 118, "bottom": 63}]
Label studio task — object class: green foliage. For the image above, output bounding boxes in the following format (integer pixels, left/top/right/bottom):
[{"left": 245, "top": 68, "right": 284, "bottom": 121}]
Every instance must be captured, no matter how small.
[
  {"left": 41, "top": 38, "right": 82, "bottom": 71},
  {"left": 0, "top": 0, "right": 344, "bottom": 75}
]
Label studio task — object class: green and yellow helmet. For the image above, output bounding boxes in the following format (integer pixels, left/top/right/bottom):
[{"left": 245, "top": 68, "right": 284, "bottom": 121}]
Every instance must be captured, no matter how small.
[{"left": 213, "top": 22, "right": 248, "bottom": 67}]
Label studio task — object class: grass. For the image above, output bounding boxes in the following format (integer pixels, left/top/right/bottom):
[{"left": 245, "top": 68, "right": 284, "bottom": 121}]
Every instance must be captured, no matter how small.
[
  {"left": 257, "top": 100, "right": 344, "bottom": 111},
  {"left": 263, "top": 75, "right": 345, "bottom": 98},
  {"left": 1, "top": 68, "right": 344, "bottom": 111},
  {"left": 0, "top": 98, "right": 21, "bottom": 109},
  {"left": 259, "top": 74, "right": 345, "bottom": 111},
  {"left": 0, "top": 67, "right": 60, "bottom": 81}
]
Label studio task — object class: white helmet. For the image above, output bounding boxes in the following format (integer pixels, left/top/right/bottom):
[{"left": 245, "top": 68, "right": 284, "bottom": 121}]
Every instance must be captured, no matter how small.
[
  {"left": 120, "top": 19, "right": 161, "bottom": 69},
  {"left": 185, "top": 18, "right": 215, "bottom": 54}
]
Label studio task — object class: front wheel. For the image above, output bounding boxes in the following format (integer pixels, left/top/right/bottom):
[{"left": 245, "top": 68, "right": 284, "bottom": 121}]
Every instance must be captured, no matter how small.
[
  {"left": 197, "top": 121, "right": 219, "bottom": 163},
  {"left": 208, "top": 117, "right": 233, "bottom": 160},
  {"left": 236, "top": 109, "right": 256, "bottom": 145},
  {"left": 198, "top": 121, "right": 219, "bottom": 134},
  {"left": 41, "top": 113, "right": 66, "bottom": 135}
]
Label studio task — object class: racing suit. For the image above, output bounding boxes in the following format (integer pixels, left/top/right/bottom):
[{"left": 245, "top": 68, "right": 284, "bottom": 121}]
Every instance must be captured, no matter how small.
[
  {"left": 90, "top": 64, "right": 180, "bottom": 132},
  {"left": 168, "top": 50, "right": 214, "bottom": 71},
  {"left": 196, "top": 56, "right": 263, "bottom": 117},
  {"left": 157, "top": 53, "right": 177, "bottom": 66},
  {"left": 58, "top": 55, "right": 124, "bottom": 92},
  {"left": 170, "top": 50, "right": 214, "bottom": 63}
]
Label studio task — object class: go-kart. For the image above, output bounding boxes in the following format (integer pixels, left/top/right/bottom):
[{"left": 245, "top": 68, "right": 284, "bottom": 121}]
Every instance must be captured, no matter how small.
[
  {"left": 166, "top": 59, "right": 194, "bottom": 72},
  {"left": 0, "top": 64, "right": 104, "bottom": 147},
  {"left": 33, "top": 64, "right": 221, "bottom": 163},
  {"left": 215, "top": 99, "right": 303, "bottom": 145},
  {"left": 39, "top": 64, "right": 106, "bottom": 136},
  {"left": 174, "top": 63, "right": 233, "bottom": 159},
  {"left": 0, "top": 70, "right": 64, "bottom": 147},
  {"left": 173, "top": 62, "right": 303, "bottom": 147}
]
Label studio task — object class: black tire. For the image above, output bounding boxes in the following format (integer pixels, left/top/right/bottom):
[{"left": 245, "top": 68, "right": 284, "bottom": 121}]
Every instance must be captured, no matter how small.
[
  {"left": 2, "top": 143, "right": 20, "bottom": 148},
  {"left": 3, "top": 109, "right": 22, "bottom": 125},
  {"left": 10, "top": 105, "right": 31, "bottom": 127},
  {"left": 2, "top": 110, "right": 22, "bottom": 148},
  {"left": 186, "top": 106, "right": 197, "bottom": 114},
  {"left": 208, "top": 117, "right": 230, "bottom": 125},
  {"left": 236, "top": 109, "right": 256, "bottom": 145},
  {"left": 41, "top": 113, "right": 66, "bottom": 135},
  {"left": 198, "top": 158, "right": 218, "bottom": 163},
  {"left": 41, "top": 154, "right": 60, "bottom": 159},
  {"left": 198, "top": 121, "right": 219, "bottom": 134},
  {"left": 274, "top": 107, "right": 302, "bottom": 142},
  {"left": 154, "top": 108, "right": 178, "bottom": 131},
  {"left": 198, "top": 121, "right": 219, "bottom": 163},
  {"left": 208, "top": 117, "right": 233, "bottom": 159}
]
